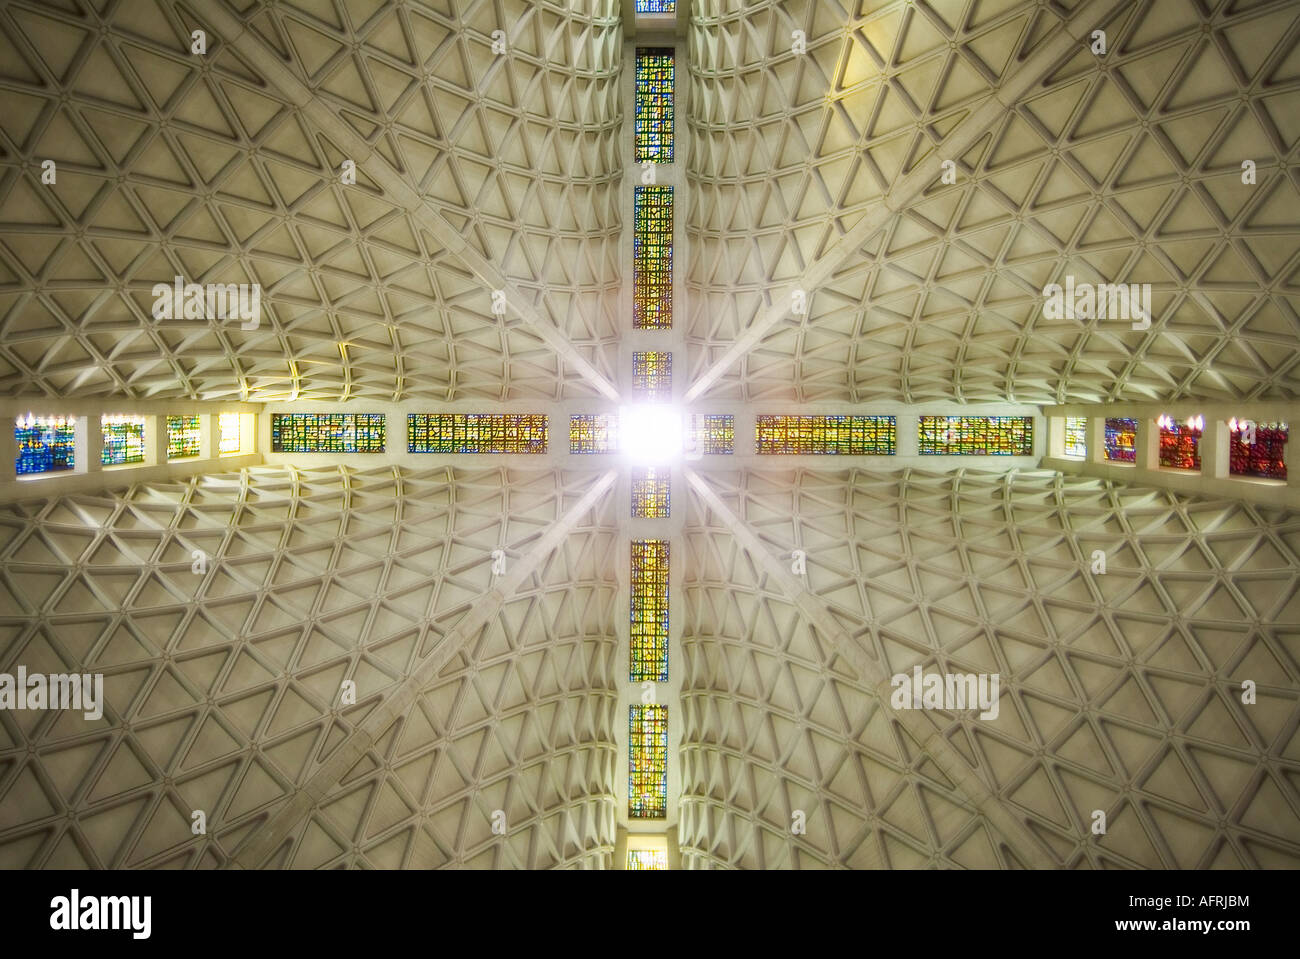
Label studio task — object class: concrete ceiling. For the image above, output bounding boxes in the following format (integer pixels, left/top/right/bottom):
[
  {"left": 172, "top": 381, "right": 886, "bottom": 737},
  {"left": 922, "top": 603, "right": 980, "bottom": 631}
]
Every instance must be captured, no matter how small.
[{"left": 0, "top": 0, "right": 1298, "bottom": 870}]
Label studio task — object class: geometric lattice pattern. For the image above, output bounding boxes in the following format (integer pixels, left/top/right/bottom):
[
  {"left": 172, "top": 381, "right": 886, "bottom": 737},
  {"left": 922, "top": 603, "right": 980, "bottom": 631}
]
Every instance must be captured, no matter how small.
[
  {"left": 0, "top": 466, "right": 620, "bottom": 869},
  {"left": 755, "top": 415, "right": 895, "bottom": 455},
  {"left": 634, "top": 187, "right": 673, "bottom": 330},
  {"left": 270, "top": 414, "right": 385, "bottom": 454},
  {"left": 629, "top": 705, "right": 668, "bottom": 820},
  {"left": 407, "top": 414, "right": 548, "bottom": 454},
  {"left": 630, "top": 540, "right": 669, "bottom": 682},
  {"left": 685, "top": 1, "right": 1300, "bottom": 406},
  {"left": 635, "top": 49, "right": 674, "bottom": 164},
  {"left": 918, "top": 416, "right": 1032, "bottom": 455},
  {"left": 679, "top": 468, "right": 1300, "bottom": 868}
]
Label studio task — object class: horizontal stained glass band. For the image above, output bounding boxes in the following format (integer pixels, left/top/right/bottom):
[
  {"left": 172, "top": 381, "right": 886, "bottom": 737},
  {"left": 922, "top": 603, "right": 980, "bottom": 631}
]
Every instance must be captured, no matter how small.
[
  {"left": 271, "top": 413, "right": 385, "bottom": 453},
  {"left": 688, "top": 414, "right": 734, "bottom": 454},
  {"left": 635, "top": 48, "right": 674, "bottom": 163},
  {"left": 15, "top": 416, "right": 75, "bottom": 475},
  {"left": 755, "top": 415, "right": 895, "bottom": 454},
  {"left": 631, "top": 539, "right": 668, "bottom": 682},
  {"left": 629, "top": 704, "right": 668, "bottom": 819},
  {"left": 570, "top": 414, "right": 620, "bottom": 453},
  {"left": 1064, "top": 416, "right": 1087, "bottom": 458},
  {"left": 408, "top": 414, "right": 547, "bottom": 453},
  {"left": 918, "top": 416, "right": 1033, "bottom": 455},
  {"left": 167, "top": 415, "right": 202, "bottom": 459},
  {"left": 627, "top": 849, "right": 668, "bottom": 870},
  {"left": 102, "top": 415, "right": 146, "bottom": 466},
  {"left": 634, "top": 186, "right": 672, "bottom": 329},
  {"left": 1158, "top": 422, "right": 1201, "bottom": 470},
  {"left": 1104, "top": 417, "right": 1138, "bottom": 462},
  {"left": 1230, "top": 422, "right": 1288, "bottom": 479}
]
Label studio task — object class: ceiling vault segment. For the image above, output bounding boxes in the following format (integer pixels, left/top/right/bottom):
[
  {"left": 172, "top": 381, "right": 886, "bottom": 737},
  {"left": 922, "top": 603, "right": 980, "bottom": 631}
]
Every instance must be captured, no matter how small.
[
  {"left": 231, "top": 468, "right": 618, "bottom": 868},
  {"left": 684, "top": 0, "right": 1136, "bottom": 405},
  {"left": 198, "top": 2, "right": 623, "bottom": 405},
  {"left": 683, "top": 468, "right": 1055, "bottom": 868}
]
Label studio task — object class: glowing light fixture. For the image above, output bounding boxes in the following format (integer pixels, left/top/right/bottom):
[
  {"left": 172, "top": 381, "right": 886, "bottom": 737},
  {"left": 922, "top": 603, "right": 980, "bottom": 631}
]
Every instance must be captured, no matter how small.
[{"left": 621, "top": 406, "right": 682, "bottom": 463}]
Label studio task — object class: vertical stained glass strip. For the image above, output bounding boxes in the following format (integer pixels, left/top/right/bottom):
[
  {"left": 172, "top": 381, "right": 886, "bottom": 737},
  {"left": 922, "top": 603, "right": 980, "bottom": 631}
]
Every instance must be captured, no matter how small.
[
  {"left": 15, "top": 416, "right": 75, "bottom": 475},
  {"left": 570, "top": 414, "right": 620, "bottom": 453},
  {"left": 218, "top": 412, "right": 242, "bottom": 454},
  {"left": 101, "top": 415, "right": 146, "bottom": 466},
  {"left": 755, "top": 415, "right": 895, "bottom": 454},
  {"left": 1230, "top": 422, "right": 1288, "bottom": 480},
  {"left": 1158, "top": 422, "right": 1201, "bottom": 470},
  {"left": 1064, "top": 417, "right": 1087, "bottom": 458},
  {"left": 631, "top": 539, "right": 668, "bottom": 682},
  {"left": 627, "top": 849, "right": 668, "bottom": 870},
  {"left": 635, "top": 48, "right": 674, "bottom": 163},
  {"left": 270, "top": 413, "right": 386, "bottom": 453},
  {"left": 633, "top": 351, "right": 672, "bottom": 402},
  {"left": 407, "top": 414, "right": 548, "bottom": 453},
  {"left": 917, "top": 416, "right": 1033, "bottom": 455},
  {"left": 634, "top": 186, "right": 672, "bottom": 329},
  {"left": 688, "top": 414, "right": 734, "bottom": 454},
  {"left": 629, "top": 704, "right": 667, "bottom": 819},
  {"left": 167, "top": 415, "right": 202, "bottom": 459},
  {"left": 632, "top": 467, "right": 670, "bottom": 518}
]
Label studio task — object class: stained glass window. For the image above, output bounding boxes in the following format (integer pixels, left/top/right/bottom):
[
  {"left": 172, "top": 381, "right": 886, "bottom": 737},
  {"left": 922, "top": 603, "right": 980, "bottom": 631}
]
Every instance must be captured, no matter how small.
[
  {"left": 1229, "top": 421, "right": 1288, "bottom": 480},
  {"left": 218, "top": 412, "right": 242, "bottom": 454},
  {"left": 627, "top": 849, "right": 668, "bottom": 870},
  {"left": 1064, "top": 417, "right": 1087, "bottom": 458},
  {"left": 632, "top": 467, "right": 670, "bottom": 518},
  {"left": 101, "top": 415, "right": 146, "bottom": 466},
  {"left": 688, "top": 414, "right": 734, "bottom": 454},
  {"left": 270, "top": 413, "right": 386, "bottom": 453},
  {"left": 408, "top": 414, "right": 548, "bottom": 453},
  {"left": 15, "top": 416, "right": 75, "bottom": 475},
  {"left": 570, "top": 414, "right": 620, "bottom": 453},
  {"left": 1104, "top": 417, "right": 1138, "bottom": 463},
  {"left": 755, "top": 415, "right": 895, "bottom": 455},
  {"left": 1158, "top": 420, "right": 1201, "bottom": 471},
  {"left": 167, "top": 415, "right": 202, "bottom": 459},
  {"left": 634, "top": 186, "right": 672, "bottom": 329},
  {"left": 917, "top": 416, "right": 1033, "bottom": 455},
  {"left": 635, "top": 0, "right": 675, "bottom": 12},
  {"left": 633, "top": 351, "right": 672, "bottom": 402},
  {"left": 629, "top": 704, "right": 668, "bottom": 819},
  {"left": 631, "top": 539, "right": 668, "bottom": 682},
  {"left": 635, "top": 49, "right": 674, "bottom": 163}
]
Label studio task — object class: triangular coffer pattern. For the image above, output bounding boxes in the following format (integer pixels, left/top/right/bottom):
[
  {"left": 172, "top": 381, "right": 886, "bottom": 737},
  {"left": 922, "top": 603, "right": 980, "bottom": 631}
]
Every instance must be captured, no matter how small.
[
  {"left": 678, "top": 468, "right": 1300, "bottom": 868},
  {"left": 0, "top": 0, "right": 622, "bottom": 402},
  {"left": 686, "top": 0, "right": 1300, "bottom": 404},
  {"left": 0, "top": 466, "right": 620, "bottom": 869}
]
